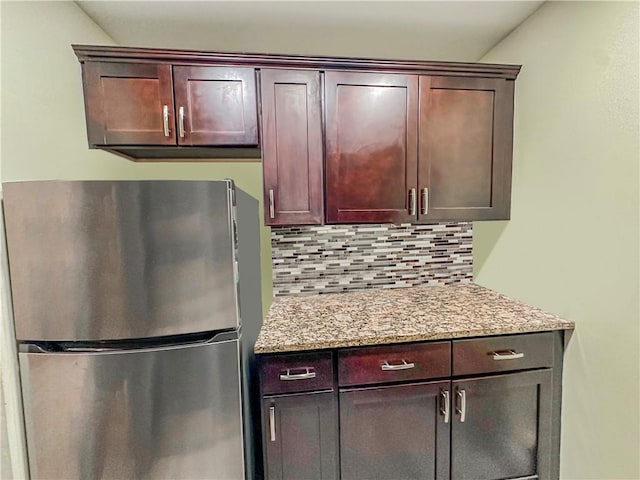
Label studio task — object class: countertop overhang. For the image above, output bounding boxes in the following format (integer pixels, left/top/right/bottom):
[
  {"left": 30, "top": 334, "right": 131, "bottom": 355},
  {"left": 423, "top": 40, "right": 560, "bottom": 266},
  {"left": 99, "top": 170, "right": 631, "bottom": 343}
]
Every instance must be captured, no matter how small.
[{"left": 254, "top": 283, "right": 575, "bottom": 354}]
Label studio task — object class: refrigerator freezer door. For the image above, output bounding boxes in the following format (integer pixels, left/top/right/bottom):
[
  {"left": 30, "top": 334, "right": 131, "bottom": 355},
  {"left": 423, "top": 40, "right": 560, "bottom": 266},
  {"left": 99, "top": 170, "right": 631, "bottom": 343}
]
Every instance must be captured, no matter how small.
[
  {"left": 3, "top": 180, "right": 239, "bottom": 341},
  {"left": 19, "top": 339, "right": 245, "bottom": 480}
]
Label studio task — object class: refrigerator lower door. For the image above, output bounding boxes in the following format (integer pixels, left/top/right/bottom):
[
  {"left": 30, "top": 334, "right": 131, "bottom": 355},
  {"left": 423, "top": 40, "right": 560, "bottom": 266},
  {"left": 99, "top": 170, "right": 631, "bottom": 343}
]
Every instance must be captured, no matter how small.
[{"left": 19, "top": 338, "right": 245, "bottom": 480}]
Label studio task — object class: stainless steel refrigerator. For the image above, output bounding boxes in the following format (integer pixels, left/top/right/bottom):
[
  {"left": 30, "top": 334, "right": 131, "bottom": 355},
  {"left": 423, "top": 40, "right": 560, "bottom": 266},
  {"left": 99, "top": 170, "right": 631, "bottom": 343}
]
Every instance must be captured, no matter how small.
[{"left": 2, "top": 180, "right": 263, "bottom": 480}]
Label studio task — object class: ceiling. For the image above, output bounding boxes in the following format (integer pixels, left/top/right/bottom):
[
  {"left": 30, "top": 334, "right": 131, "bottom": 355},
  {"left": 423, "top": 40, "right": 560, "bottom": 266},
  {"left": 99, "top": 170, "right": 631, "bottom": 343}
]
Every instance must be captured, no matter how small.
[{"left": 76, "top": 1, "right": 544, "bottom": 62}]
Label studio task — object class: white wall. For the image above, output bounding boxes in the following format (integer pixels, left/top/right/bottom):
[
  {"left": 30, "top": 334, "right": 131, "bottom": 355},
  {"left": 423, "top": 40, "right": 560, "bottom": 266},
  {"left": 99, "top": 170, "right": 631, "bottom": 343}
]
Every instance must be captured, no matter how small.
[{"left": 474, "top": 2, "right": 639, "bottom": 478}]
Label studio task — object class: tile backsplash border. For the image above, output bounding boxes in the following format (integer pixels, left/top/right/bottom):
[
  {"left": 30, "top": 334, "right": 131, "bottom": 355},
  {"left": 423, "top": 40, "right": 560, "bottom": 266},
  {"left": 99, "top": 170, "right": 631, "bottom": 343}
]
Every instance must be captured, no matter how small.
[{"left": 271, "top": 223, "right": 472, "bottom": 296}]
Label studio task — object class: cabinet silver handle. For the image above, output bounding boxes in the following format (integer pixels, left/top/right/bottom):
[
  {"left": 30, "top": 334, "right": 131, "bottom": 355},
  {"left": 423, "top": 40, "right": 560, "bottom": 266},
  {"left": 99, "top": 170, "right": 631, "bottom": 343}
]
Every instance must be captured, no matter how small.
[
  {"left": 456, "top": 389, "right": 466, "bottom": 422},
  {"left": 491, "top": 350, "right": 525, "bottom": 361},
  {"left": 269, "top": 406, "right": 276, "bottom": 441},
  {"left": 440, "top": 390, "right": 450, "bottom": 424},
  {"left": 381, "top": 360, "right": 415, "bottom": 371},
  {"left": 409, "top": 188, "right": 417, "bottom": 215},
  {"left": 279, "top": 368, "right": 316, "bottom": 381},
  {"left": 421, "top": 187, "right": 429, "bottom": 215},
  {"left": 178, "top": 106, "right": 185, "bottom": 138},
  {"left": 162, "top": 105, "right": 170, "bottom": 137},
  {"left": 268, "top": 189, "right": 275, "bottom": 219}
]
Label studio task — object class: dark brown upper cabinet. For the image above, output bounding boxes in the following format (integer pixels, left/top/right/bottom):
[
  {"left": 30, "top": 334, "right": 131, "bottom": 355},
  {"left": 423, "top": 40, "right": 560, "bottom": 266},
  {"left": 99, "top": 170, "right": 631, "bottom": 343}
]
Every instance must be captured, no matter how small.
[
  {"left": 173, "top": 66, "right": 257, "bottom": 146},
  {"left": 82, "top": 62, "right": 177, "bottom": 147},
  {"left": 324, "top": 72, "right": 515, "bottom": 223},
  {"left": 418, "top": 76, "right": 514, "bottom": 221},
  {"left": 79, "top": 59, "right": 258, "bottom": 160},
  {"left": 325, "top": 72, "right": 418, "bottom": 224},
  {"left": 74, "top": 45, "right": 519, "bottom": 219},
  {"left": 260, "top": 69, "right": 324, "bottom": 225}
]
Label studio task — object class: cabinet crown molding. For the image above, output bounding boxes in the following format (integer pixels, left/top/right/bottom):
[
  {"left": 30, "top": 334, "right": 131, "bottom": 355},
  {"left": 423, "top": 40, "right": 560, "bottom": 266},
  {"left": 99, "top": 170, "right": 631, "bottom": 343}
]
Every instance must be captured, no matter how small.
[{"left": 72, "top": 44, "right": 521, "bottom": 79}]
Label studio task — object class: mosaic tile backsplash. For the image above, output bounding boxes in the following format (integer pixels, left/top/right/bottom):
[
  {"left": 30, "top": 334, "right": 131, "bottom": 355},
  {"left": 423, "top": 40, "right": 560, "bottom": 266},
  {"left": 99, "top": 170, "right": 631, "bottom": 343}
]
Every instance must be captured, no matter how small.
[{"left": 271, "top": 223, "right": 473, "bottom": 296}]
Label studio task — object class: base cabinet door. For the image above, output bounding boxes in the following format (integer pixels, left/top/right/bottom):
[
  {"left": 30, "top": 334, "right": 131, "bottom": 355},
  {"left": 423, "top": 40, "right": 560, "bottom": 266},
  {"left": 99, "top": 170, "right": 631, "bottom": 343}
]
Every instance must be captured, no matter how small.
[
  {"left": 451, "top": 370, "right": 553, "bottom": 480},
  {"left": 262, "top": 392, "right": 338, "bottom": 480},
  {"left": 339, "top": 381, "right": 450, "bottom": 480}
]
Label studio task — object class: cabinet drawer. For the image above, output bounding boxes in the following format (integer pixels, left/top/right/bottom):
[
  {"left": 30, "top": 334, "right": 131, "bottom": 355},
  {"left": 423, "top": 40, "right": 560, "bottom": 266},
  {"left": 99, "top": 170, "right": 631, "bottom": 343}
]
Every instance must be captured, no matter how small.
[
  {"left": 260, "top": 351, "right": 334, "bottom": 395},
  {"left": 453, "top": 332, "right": 554, "bottom": 376},
  {"left": 338, "top": 342, "right": 450, "bottom": 387}
]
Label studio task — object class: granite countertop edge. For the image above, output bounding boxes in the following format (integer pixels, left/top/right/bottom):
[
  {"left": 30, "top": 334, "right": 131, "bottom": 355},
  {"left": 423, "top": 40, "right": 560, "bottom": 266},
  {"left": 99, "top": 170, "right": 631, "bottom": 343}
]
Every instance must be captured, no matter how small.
[
  {"left": 254, "top": 323, "right": 575, "bottom": 354},
  {"left": 254, "top": 283, "right": 576, "bottom": 355}
]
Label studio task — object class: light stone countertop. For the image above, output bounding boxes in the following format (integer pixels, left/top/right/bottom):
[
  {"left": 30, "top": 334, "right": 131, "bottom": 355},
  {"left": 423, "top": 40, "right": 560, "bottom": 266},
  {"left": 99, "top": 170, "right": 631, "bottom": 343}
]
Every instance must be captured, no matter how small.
[{"left": 254, "top": 283, "right": 575, "bottom": 354}]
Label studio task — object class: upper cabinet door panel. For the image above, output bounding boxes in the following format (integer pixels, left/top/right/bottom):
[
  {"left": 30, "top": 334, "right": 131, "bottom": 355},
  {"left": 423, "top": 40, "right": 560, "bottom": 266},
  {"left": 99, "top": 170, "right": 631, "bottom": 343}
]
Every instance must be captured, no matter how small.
[
  {"left": 325, "top": 72, "right": 418, "bottom": 224},
  {"left": 82, "top": 62, "right": 176, "bottom": 146},
  {"left": 260, "top": 69, "right": 324, "bottom": 225},
  {"left": 419, "top": 76, "right": 514, "bottom": 221},
  {"left": 173, "top": 66, "right": 258, "bottom": 146}
]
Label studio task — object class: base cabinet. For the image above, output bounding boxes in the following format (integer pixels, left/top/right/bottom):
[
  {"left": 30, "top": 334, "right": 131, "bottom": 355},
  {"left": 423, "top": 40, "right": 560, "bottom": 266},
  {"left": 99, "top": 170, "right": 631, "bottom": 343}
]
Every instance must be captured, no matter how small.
[
  {"left": 451, "top": 370, "right": 553, "bottom": 480},
  {"left": 258, "top": 332, "right": 565, "bottom": 480},
  {"left": 262, "top": 393, "right": 338, "bottom": 480},
  {"left": 340, "top": 381, "right": 450, "bottom": 480}
]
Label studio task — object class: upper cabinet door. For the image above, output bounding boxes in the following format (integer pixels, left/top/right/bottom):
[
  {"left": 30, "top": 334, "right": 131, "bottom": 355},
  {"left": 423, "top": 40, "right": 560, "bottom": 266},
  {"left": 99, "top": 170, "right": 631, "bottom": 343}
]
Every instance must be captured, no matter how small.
[
  {"left": 325, "top": 72, "right": 418, "bottom": 224},
  {"left": 418, "top": 76, "right": 515, "bottom": 221},
  {"left": 260, "top": 69, "right": 324, "bottom": 225},
  {"left": 173, "top": 66, "right": 258, "bottom": 146},
  {"left": 82, "top": 62, "right": 176, "bottom": 146}
]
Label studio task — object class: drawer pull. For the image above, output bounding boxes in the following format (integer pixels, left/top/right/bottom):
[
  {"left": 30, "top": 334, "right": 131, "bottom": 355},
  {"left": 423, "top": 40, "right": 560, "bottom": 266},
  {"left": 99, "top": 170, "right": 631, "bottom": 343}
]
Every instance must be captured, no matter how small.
[
  {"left": 491, "top": 350, "right": 525, "bottom": 361},
  {"left": 279, "top": 367, "right": 316, "bottom": 381},
  {"left": 381, "top": 360, "right": 415, "bottom": 371}
]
